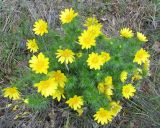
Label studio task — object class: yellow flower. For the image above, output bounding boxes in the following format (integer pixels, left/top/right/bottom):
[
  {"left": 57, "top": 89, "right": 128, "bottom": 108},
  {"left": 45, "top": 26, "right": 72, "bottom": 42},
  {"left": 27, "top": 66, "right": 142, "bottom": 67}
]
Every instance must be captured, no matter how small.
[
  {"left": 104, "top": 76, "right": 113, "bottom": 96},
  {"left": 94, "top": 108, "right": 113, "bottom": 125},
  {"left": 97, "top": 82, "right": 105, "bottom": 93},
  {"left": 132, "top": 69, "right": 142, "bottom": 81},
  {"left": 66, "top": 95, "right": 83, "bottom": 110},
  {"left": 84, "top": 17, "right": 99, "bottom": 27},
  {"left": 26, "top": 39, "right": 39, "bottom": 53},
  {"left": 137, "top": 32, "right": 148, "bottom": 42},
  {"left": 120, "top": 71, "right": 128, "bottom": 83},
  {"left": 52, "top": 87, "right": 65, "bottom": 102},
  {"left": 48, "top": 70, "right": 67, "bottom": 88},
  {"left": 60, "top": 8, "right": 78, "bottom": 24},
  {"left": 98, "top": 82, "right": 113, "bottom": 98},
  {"left": 56, "top": 49, "right": 75, "bottom": 64},
  {"left": 110, "top": 101, "right": 122, "bottom": 116},
  {"left": 87, "top": 24, "right": 102, "bottom": 38},
  {"left": 3, "top": 87, "right": 20, "bottom": 100},
  {"left": 87, "top": 52, "right": 103, "bottom": 70},
  {"left": 122, "top": 84, "right": 136, "bottom": 99},
  {"left": 33, "top": 19, "right": 48, "bottom": 36},
  {"left": 78, "top": 30, "right": 96, "bottom": 49},
  {"left": 132, "top": 73, "right": 142, "bottom": 81},
  {"left": 98, "top": 76, "right": 114, "bottom": 98},
  {"left": 34, "top": 78, "right": 58, "bottom": 97},
  {"left": 104, "top": 88, "right": 113, "bottom": 97},
  {"left": 133, "top": 48, "right": 150, "bottom": 65},
  {"left": 120, "top": 28, "right": 134, "bottom": 38},
  {"left": 100, "top": 52, "right": 111, "bottom": 64},
  {"left": 29, "top": 53, "right": 49, "bottom": 74},
  {"left": 104, "top": 76, "right": 113, "bottom": 86}
]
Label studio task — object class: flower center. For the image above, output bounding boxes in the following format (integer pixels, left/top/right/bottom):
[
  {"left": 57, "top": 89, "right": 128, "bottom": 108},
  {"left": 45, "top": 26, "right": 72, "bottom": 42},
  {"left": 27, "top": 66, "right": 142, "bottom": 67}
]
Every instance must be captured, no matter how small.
[
  {"left": 62, "top": 51, "right": 72, "bottom": 58},
  {"left": 92, "top": 57, "right": 99, "bottom": 64},
  {"left": 9, "top": 89, "right": 16, "bottom": 94},
  {"left": 124, "top": 88, "right": 130, "bottom": 93},
  {"left": 36, "top": 60, "right": 45, "bottom": 70},
  {"left": 66, "top": 14, "right": 72, "bottom": 22},
  {"left": 99, "top": 111, "right": 107, "bottom": 118},
  {"left": 137, "top": 54, "right": 143, "bottom": 59},
  {"left": 31, "top": 43, "right": 36, "bottom": 48},
  {"left": 72, "top": 99, "right": 78, "bottom": 105},
  {"left": 39, "top": 24, "right": 45, "bottom": 32}
]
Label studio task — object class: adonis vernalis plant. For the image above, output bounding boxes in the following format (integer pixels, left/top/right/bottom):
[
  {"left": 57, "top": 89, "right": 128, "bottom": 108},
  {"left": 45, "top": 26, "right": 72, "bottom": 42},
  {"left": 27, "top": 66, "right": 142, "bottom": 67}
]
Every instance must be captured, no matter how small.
[{"left": 2, "top": 8, "right": 150, "bottom": 125}]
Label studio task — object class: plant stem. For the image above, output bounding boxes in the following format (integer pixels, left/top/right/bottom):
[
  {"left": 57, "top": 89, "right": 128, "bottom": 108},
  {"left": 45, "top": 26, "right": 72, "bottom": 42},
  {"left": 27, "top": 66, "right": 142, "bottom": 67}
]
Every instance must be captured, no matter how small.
[
  {"left": 65, "top": 62, "right": 69, "bottom": 73},
  {"left": 41, "top": 36, "right": 48, "bottom": 52}
]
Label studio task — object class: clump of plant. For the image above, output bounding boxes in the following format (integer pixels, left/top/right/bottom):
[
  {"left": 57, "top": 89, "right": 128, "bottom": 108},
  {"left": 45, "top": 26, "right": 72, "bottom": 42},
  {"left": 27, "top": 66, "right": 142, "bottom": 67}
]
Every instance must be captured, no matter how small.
[{"left": 2, "top": 8, "right": 150, "bottom": 125}]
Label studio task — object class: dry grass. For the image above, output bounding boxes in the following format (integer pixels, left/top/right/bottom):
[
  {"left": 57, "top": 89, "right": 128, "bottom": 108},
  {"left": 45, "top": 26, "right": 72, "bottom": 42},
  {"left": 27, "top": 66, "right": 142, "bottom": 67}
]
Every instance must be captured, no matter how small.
[{"left": 0, "top": 0, "right": 160, "bottom": 128}]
